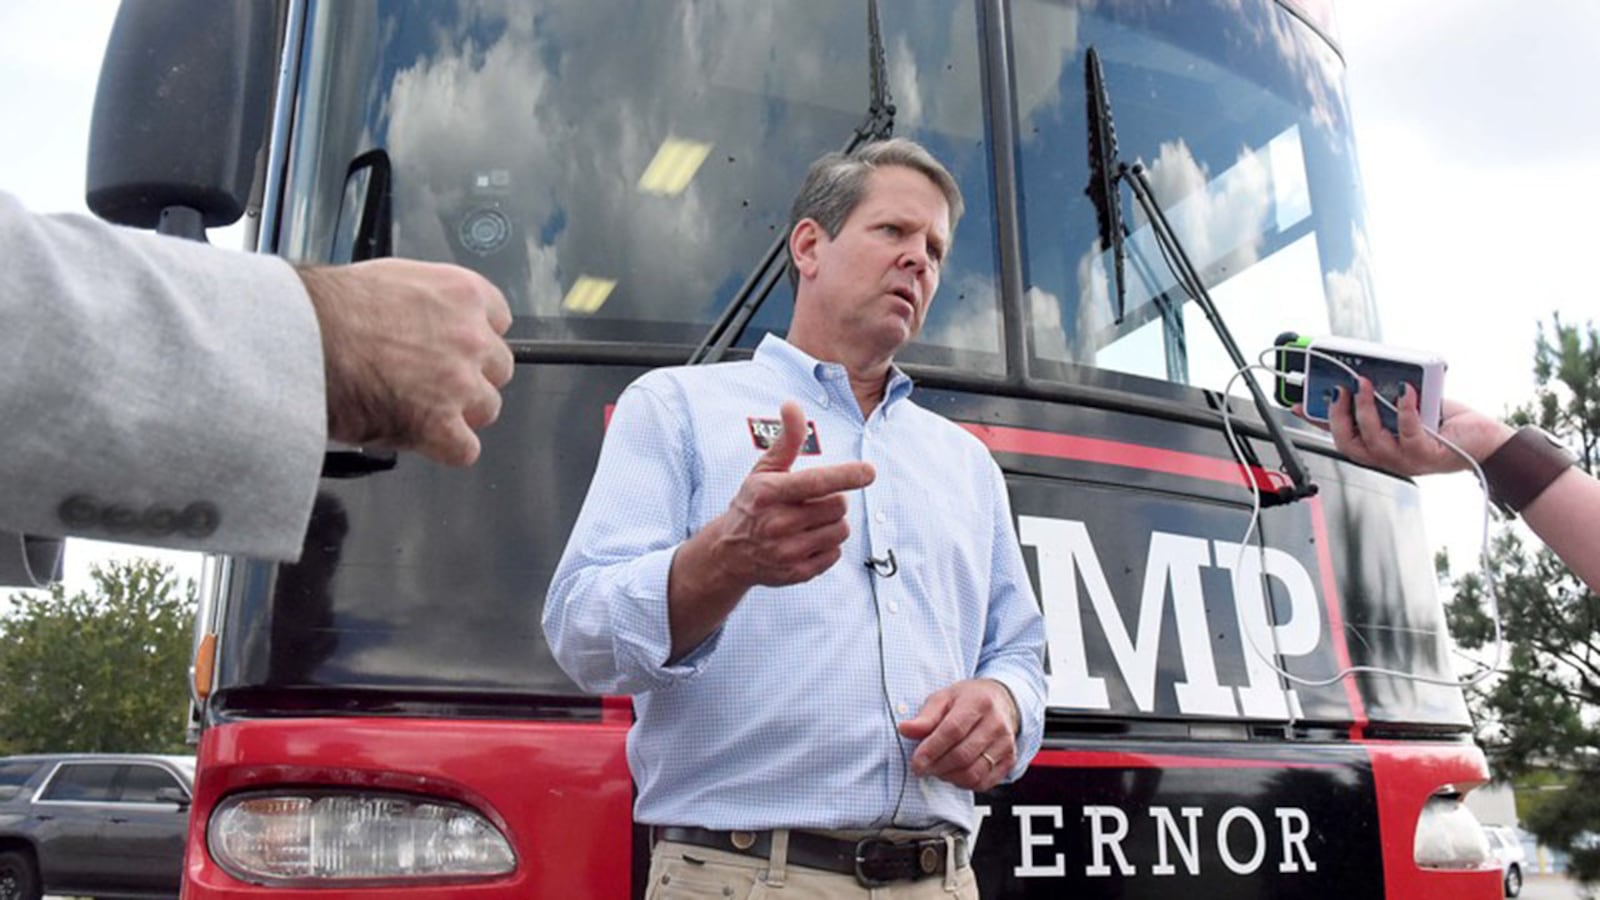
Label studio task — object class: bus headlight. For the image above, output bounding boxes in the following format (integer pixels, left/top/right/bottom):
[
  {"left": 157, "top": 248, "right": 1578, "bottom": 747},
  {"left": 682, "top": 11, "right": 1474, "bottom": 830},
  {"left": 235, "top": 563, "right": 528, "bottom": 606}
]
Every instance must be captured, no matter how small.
[
  {"left": 1413, "top": 788, "right": 1492, "bottom": 870},
  {"left": 209, "top": 792, "right": 517, "bottom": 885}
]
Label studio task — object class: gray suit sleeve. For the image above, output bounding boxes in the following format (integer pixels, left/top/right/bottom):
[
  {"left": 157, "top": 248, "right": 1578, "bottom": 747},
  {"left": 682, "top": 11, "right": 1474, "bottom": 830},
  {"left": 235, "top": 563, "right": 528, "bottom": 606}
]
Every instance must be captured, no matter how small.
[{"left": 0, "top": 191, "right": 326, "bottom": 561}]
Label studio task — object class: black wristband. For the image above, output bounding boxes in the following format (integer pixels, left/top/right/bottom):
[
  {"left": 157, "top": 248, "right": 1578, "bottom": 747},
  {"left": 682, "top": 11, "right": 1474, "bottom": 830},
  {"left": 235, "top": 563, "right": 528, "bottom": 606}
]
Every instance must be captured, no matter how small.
[{"left": 1480, "top": 426, "right": 1576, "bottom": 513}]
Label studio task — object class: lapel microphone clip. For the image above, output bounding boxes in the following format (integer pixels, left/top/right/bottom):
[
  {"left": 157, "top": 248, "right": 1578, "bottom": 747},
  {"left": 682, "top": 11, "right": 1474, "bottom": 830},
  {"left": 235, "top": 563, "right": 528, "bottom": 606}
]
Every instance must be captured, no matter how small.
[{"left": 864, "top": 548, "right": 897, "bottom": 578}]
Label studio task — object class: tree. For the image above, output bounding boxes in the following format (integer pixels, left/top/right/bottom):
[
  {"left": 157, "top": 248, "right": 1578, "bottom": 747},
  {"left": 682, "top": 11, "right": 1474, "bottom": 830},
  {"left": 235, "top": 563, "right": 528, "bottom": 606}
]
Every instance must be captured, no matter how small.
[
  {"left": 1444, "top": 315, "right": 1600, "bottom": 881},
  {"left": 0, "top": 559, "right": 195, "bottom": 754}
]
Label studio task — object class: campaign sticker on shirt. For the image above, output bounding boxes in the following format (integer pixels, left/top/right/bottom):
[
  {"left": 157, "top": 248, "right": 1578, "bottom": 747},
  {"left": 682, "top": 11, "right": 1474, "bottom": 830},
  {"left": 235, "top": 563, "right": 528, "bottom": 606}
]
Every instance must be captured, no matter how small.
[{"left": 747, "top": 417, "right": 822, "bottom": 455}]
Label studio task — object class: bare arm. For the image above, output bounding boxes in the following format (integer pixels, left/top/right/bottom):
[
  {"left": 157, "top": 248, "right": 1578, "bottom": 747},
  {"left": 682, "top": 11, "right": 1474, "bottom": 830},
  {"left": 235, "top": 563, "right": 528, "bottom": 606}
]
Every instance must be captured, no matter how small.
[
  {"left": 1509, "top": 462, "right": 1600, "bottom": 592},
  {"left": 1305, "top": 379, "right": 1600, "bottom": 593}
]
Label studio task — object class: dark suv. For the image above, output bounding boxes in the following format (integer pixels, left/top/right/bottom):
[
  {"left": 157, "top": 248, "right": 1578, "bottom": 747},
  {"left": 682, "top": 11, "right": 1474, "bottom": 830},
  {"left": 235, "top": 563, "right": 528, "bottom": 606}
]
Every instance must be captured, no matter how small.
[{"left": 0, "top": 754, "right": 194, "bottom": 900}]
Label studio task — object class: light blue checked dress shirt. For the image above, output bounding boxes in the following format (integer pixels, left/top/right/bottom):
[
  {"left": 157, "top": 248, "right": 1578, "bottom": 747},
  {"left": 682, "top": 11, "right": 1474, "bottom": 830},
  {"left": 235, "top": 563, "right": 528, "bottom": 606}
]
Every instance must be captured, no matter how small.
[{"left": 544, "top": 335, "right": 1046, "bottom": 834}]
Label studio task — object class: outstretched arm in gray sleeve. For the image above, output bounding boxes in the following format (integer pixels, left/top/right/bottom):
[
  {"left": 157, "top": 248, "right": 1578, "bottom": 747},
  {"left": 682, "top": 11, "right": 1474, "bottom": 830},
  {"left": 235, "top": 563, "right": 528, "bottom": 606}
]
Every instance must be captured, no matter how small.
[{"left": 0, "top": 191, "right": 514, "bottom": 561}]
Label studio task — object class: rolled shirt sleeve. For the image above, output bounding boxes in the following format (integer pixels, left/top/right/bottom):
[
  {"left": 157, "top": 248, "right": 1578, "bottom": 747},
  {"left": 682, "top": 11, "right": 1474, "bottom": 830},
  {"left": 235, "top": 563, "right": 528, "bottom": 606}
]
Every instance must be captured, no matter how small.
[{"left": 544, "top": 379, "right": 723, "bottom": 695}]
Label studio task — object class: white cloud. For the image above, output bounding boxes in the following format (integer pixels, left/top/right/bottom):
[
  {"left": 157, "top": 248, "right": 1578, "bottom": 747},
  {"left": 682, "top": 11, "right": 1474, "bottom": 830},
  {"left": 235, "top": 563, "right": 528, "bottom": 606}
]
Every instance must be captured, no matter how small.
[
  {"left": 1029, "top": 285, "right": 1071, "bottom": 363},
  {"left": 1323, "top": 223, "right": 1377, "bottom": 339},
  {"left": 889, "top": 33, "right": 925, "bottom": 130},
  {"left": 1071, "top": 240, "right": 1112, "bottom": 361},
  {"left": 1142, "top": 137, "right": 1271, "bottom": 284},
  {"left": 921, "top": 271, "right": 1000, "bottom": 354},
  {"left": 1009, "top": 0, "right": 1084, "bottom": 140}
]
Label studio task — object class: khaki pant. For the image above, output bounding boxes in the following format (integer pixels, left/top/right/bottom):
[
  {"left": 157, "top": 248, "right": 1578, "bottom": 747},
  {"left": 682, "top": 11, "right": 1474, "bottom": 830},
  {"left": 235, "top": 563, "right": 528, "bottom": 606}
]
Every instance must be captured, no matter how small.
[{"left": 645, "top": 833, "right": 980, "bottom": 900}]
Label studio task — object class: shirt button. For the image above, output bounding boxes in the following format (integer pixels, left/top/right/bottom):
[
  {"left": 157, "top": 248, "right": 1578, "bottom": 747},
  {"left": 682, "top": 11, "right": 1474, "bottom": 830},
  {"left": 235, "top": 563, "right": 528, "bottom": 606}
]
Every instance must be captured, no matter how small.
[
  {"left": 897, "top": 702, "right": 909, "bottom": 716},
  {"left": 888, "top": 601, "right": 900, "bottom": 615},
  {"left": 874, "top": 511, "right": 886, "bottom": 524}
]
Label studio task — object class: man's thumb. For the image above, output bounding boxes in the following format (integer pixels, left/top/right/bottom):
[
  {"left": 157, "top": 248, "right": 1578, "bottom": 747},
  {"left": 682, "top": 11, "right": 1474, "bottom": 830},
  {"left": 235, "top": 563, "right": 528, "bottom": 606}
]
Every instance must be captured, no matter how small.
[
  {"left": 753, "top": 400, "right": 807, "bottom": 474},
  {"left": 896, "top": 695, "right": 945, "bottom": 740}
]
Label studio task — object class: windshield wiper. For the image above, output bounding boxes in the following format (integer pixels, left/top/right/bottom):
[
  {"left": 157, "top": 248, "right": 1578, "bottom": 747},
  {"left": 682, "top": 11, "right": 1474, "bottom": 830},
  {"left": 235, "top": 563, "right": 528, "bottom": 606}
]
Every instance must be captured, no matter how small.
[
  {"left": 1084, "top": 49, "right": 1126, "bottom": 326},
  {"left": 689, "top": 0, "right": 895, "bottom": 366},
  {"left": 1084, "top": 46, "right": 1316, "bottom": 504},
  {"left": 1086, "top": 52, "right": 1192, "bottom": 378}
]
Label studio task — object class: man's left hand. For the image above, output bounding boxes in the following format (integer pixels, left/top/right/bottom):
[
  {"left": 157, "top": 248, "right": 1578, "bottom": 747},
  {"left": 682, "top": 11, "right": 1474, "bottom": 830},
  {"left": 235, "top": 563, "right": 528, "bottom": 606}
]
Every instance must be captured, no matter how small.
[{"left": 896, "top": 679, "right": 1019, "bottom": 792}]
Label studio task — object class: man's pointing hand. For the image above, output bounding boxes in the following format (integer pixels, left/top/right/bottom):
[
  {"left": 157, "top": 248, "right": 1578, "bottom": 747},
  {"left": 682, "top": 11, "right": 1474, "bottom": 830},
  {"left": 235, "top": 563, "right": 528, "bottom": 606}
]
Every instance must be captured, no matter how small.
[
  {"left": 722, "top": 401, "right": 875, "bottom": 587},
  {"left": 666, "top": 401, "right": 874, "bottom": 658}
]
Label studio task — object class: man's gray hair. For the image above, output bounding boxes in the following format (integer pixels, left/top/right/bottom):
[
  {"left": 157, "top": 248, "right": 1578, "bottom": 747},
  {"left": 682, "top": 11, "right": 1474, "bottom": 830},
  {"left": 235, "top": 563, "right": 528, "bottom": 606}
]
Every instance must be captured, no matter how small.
[{"left": 786, "top": 138, "right": 964, "bottom": 289}]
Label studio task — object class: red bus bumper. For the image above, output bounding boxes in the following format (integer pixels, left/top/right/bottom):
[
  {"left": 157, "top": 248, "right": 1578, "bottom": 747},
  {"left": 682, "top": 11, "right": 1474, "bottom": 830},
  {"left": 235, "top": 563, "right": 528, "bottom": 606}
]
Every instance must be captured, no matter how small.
[{"left": 182, "top": 714, "right": 634, "bottom": 899}]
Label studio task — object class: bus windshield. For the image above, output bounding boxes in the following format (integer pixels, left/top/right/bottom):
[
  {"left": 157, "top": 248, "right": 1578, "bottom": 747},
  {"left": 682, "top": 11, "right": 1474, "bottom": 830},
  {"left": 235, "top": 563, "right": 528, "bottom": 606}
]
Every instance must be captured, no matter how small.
[
  {"left": 281, "top": 0, "right": 1005, "bottom": 372},
  {"left": 1013, "top": 0, "right": 1377, "bottom": 392},
  {"left": 278, "top": 0, "right": 1373, "bottom": 392}
]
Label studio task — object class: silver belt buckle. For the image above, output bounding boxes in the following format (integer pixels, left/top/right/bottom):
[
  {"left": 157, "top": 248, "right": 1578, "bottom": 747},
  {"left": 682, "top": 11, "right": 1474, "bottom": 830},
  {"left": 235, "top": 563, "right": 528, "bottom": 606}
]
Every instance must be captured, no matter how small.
[{"left": 853, "top": 837, "right": 895, "bottom": 888}]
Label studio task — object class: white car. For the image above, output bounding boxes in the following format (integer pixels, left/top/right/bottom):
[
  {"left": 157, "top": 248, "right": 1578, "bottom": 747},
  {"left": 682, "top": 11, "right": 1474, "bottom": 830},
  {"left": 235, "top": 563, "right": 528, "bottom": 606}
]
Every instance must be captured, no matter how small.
[{"left": 1481, "top": 824, "right": 1527, "bottom": 897}]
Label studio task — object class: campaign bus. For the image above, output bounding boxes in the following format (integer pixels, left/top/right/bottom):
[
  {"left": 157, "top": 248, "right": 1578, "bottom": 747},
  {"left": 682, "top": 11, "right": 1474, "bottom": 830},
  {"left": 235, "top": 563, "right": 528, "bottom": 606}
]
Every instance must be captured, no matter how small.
[{"left": 73, "top": 0, "right": 1503, "bottom": 896}]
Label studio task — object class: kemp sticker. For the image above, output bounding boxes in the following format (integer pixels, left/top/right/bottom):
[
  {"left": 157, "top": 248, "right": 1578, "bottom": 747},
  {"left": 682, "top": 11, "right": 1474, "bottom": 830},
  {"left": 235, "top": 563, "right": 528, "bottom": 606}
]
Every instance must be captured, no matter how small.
[{"left": 748, "top": 417, "right": 822, "bottom": 455}]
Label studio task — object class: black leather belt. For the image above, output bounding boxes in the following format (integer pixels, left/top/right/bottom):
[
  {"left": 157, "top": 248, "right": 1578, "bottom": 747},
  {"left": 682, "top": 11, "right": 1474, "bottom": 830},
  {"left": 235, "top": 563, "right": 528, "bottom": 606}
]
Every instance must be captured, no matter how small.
[{"left": 656, "top": 826, "right": 968, "bottom": 887}]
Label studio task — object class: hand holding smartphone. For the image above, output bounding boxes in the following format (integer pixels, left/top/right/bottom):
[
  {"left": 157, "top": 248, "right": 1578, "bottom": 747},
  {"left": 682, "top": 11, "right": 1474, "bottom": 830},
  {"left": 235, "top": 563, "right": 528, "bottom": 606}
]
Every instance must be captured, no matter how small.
[{"left": 1286, "top": 336, "right": 1446, "bottom": 435}]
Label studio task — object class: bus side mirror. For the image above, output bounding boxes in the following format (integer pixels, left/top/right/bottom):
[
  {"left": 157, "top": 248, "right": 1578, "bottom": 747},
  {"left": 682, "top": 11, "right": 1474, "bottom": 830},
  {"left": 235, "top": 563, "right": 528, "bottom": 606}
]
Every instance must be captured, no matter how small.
[
  {"left": 86, "top": 0, "right": 280, "bottom": 237},
  {"left": 0, "top": 532, "right": 64, "bottom": 589},
  {"left": 331, "top": 150, "right": 394, "bottom": 263}
]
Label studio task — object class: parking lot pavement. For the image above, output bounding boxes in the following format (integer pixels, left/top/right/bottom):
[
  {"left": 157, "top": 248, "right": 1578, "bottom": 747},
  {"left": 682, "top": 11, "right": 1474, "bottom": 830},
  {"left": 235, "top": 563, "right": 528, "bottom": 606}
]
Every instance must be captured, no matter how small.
[{"left": 1522, "top": 872, "right": 1593, "bottom": 900}]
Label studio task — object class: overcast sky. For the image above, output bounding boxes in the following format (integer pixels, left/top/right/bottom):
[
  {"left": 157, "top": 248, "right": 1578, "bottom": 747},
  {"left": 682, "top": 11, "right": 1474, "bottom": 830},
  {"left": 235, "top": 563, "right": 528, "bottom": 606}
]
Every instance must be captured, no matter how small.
[{"left": 2, "top": 1, "right": 1596, "bottom": 595}]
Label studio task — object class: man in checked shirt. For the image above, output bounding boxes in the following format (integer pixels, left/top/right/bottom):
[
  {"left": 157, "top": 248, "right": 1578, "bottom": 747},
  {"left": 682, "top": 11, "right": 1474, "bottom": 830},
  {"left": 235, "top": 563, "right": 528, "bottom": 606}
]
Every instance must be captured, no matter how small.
[{"left": 545, "top": 138, "right": 1046, "bottom": 898}]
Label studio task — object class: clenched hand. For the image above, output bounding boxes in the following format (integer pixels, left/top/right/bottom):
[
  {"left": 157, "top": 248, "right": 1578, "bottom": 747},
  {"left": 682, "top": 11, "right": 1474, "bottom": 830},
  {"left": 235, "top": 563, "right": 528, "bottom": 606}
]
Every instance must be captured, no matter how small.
[{"left": 300, "top": 258, "right": 514, "bottom": 466}]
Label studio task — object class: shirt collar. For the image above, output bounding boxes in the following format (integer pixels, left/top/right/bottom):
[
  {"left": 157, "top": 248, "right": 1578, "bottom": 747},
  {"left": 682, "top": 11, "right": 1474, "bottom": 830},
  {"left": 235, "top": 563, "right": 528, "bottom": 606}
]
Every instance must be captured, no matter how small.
[{"left": 753, "top": 334, "right": 915, "bottom": 411}]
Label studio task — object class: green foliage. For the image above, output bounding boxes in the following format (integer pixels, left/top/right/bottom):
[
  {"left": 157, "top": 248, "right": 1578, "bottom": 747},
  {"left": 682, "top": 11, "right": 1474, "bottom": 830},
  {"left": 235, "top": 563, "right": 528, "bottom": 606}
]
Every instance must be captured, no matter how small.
[
  {"left": 1443, "top": 316, "right": 1600, "bottom": 880},
  {"left": 1525, "top": 772, "right": 1600, "bottom": 883},
  {"left": 1513, "top": 314, "right": 1600, "bottom": 471},
  {"left": 0, "top": 559, "right": 195, "bottom": 754},
  {"left": 1512, "top": 769, "right": 1571, "bottom": 824}
]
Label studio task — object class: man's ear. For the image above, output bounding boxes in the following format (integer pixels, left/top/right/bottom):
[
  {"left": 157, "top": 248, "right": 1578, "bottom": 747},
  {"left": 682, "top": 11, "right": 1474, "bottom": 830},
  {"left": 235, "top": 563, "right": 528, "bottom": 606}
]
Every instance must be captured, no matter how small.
[{"left": 789, "top": 218, "right": 825, "bottom": 282}]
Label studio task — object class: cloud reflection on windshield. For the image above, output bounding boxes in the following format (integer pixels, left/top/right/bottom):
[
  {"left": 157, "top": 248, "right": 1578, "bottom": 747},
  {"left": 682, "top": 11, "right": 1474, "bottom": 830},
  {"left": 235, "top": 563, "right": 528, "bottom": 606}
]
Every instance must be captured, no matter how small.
[{"left": 350, "top": 0, "right": 1001, "bottom": 355}]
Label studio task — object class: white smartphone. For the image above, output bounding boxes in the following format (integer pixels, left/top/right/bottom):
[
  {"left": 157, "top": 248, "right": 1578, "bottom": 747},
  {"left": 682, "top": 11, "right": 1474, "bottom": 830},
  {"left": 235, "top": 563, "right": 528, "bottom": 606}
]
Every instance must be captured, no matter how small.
[{"left": 1300, "top": 336, "right": 1445, "bottom": 435}]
